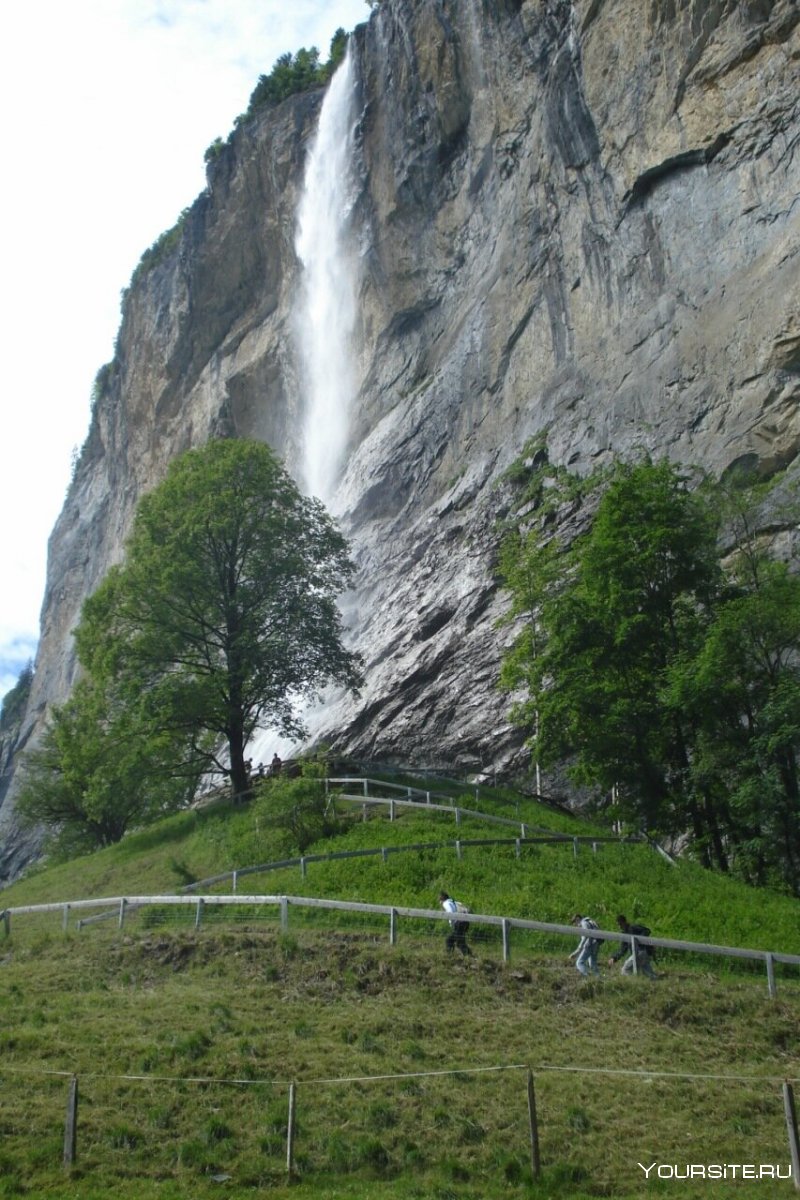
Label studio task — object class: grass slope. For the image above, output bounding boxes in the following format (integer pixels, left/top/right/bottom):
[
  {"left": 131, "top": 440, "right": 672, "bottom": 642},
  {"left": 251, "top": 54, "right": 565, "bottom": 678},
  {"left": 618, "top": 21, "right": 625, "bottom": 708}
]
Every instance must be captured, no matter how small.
[{"left": 1, "top": 777, "right": 799, "bottom": 1198}]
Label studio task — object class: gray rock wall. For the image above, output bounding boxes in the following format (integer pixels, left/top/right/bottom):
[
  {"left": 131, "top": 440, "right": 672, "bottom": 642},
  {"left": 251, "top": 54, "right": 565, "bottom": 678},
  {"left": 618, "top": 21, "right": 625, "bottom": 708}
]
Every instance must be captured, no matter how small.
[{"left": 2, "top": 0, "right": 798, "bottom": 881}]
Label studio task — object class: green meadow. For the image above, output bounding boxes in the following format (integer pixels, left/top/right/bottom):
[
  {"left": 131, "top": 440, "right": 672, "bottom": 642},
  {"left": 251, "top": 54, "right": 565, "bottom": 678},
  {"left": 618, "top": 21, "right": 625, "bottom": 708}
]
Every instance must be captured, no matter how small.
[{"left": 1, "top": 776, "right": 798, "bottom": 1198}]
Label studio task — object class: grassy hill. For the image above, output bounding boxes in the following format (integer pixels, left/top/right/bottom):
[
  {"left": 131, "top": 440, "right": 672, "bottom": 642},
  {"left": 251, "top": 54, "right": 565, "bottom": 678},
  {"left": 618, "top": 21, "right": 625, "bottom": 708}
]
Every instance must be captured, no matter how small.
[{"left": 1, "top": 774, "right": 799, "bottom": 1198}]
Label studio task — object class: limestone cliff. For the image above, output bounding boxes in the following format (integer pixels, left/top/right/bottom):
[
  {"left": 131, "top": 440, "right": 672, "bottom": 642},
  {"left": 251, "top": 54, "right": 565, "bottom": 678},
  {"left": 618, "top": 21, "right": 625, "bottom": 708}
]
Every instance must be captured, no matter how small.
[{"left": 2, "top": 0, "right": 798, "bottom": 883}]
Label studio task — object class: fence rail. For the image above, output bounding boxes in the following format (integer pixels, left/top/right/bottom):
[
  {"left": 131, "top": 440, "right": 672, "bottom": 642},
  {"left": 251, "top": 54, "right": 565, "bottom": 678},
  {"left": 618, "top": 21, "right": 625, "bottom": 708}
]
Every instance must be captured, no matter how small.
[
  {"left": 2, "top": 894, "right": 798, "bottom": 996},
  {"left": 324, "top": 779, "right": 672, "bottom": 862},
  {"left": 180, "top": 832, "right": 632, "bottom": 895},
  {"left": 329, "top": 789, "right": 643, "bottom": 840}
]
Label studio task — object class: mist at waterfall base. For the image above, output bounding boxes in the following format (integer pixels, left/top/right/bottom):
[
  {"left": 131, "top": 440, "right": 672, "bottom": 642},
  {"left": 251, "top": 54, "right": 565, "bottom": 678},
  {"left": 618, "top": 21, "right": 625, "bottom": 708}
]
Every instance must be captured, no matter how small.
[{"left": 249, "top": 51, "right": 361, "bottom": 771}]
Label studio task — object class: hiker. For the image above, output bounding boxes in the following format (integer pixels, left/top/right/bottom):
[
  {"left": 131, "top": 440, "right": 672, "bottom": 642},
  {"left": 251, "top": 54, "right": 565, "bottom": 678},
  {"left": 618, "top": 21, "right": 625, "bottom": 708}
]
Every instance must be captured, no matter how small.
[
  {"left": 610, "top": 914, "right": 656, "bottom": 978},
  {"left": 438, "top": 891, "right": 472, "bottom": 956},
  {"left": 568, "top": 913, "right": 601, "bottom": 976},
  {"left": 270, "top": 752, "right": 282, "bottom": 777}
]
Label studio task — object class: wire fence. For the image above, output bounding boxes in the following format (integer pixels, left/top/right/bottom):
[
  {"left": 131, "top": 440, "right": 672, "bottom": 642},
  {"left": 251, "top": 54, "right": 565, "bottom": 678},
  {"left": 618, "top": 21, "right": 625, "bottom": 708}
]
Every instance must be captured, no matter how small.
[{"left": 1, "top": 1061, "right": 798, "bottom": 1192}]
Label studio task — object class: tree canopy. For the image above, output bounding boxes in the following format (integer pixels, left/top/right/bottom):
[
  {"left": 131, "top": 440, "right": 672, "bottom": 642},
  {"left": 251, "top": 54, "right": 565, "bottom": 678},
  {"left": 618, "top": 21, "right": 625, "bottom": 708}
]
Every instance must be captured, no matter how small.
[
  {"left": 499, "top": 455, "right": 800, "bottom": 894},
  {"left": 242, "top": 29, "right": 348, "bottom": 119},
  {"left": 17, "top": 677, "right": 197, "bottom": 854},
  {"left": 77, "top": 438, "right": 362, "bottom": 803},
  {"left": 21, "top": 439, "right": 362, "bottom": 852}
]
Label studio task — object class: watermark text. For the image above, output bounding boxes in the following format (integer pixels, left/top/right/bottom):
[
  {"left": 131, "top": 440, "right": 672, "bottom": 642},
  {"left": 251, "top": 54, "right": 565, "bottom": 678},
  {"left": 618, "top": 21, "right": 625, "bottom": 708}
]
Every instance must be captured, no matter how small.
[{"left": 638, "top": 1162, "right": 792, "bottom": 1181}]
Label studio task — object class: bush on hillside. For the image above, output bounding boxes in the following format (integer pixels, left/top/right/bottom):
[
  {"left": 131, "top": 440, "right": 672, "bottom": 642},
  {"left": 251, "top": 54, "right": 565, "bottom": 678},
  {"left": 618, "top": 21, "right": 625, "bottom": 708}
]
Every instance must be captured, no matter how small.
[{"left": 250, "top": 776, "right": 341, "bottom": 857}]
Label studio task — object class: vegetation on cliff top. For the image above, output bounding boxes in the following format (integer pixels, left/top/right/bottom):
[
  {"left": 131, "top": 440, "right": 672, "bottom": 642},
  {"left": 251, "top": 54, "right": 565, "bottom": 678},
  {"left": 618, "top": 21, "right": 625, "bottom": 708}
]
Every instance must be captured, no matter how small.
[{"left": 129, "top": 29, "right": 349, "bottom": 289}]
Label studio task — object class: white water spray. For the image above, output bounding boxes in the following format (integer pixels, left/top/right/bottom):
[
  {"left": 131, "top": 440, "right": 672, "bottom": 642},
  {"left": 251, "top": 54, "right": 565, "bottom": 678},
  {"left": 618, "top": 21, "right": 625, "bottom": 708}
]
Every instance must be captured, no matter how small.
[
  {"left": 248, "top": 56, "right": 359, "bottom": 770},
  {"left": 295, "top": 49, "right": 359, "bottom": 507}
]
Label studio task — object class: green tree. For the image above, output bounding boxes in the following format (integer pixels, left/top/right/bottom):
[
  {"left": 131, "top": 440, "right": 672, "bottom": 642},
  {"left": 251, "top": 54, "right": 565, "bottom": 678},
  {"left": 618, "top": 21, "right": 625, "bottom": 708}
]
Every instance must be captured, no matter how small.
[
  {"left": 671, "top": 554, "right": 800, "bottom": 891},
  {"left": 326, "top": 28, "right": 348, "bottom": 76},
  {"left": 500, "top": 457, "right": 800, "bottom": 892},
  {"left": 17, "top": 678, "right": 196, "bottom": 853},
  {"left": 76, "top": 439, "right": 362, "bottom": 801},
  {"left": 500, "top": 459, "right": 721, "bottom": 846}
]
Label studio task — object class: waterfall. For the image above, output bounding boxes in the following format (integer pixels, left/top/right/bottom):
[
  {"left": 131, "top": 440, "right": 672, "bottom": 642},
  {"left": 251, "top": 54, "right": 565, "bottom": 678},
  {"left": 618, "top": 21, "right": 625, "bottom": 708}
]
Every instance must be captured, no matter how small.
[
  {"left": 248, "top": 53, "right": 359, "bottom": 771},
  {"left": 295, "top": 49, "right": 359, "bottom": 508}
]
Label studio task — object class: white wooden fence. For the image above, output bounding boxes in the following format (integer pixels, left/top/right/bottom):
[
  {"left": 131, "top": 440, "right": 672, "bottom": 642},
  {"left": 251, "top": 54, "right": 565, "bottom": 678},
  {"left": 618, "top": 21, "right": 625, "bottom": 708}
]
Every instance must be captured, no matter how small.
[
  {"left": 325, "top": 779, "right": 673, "bottom": 862},
  {"left": 2, "top": 894, "right": 798, "bottom": 997},
  {"left": 177, "top": 831, "right": 634, "bottom": 896}
]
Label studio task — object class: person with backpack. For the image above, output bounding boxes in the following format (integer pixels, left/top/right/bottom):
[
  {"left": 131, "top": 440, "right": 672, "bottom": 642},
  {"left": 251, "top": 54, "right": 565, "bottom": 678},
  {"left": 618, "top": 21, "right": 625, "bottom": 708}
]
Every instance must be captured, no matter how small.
[
  {"left": 438, "top": 891, "right": 472, "bottom": 956},
  {"left": 609, "top": 913, "right": 657, "bottom": 978},
  {"left": 568, "top": 912, "right": 601, "bottom": 976}
]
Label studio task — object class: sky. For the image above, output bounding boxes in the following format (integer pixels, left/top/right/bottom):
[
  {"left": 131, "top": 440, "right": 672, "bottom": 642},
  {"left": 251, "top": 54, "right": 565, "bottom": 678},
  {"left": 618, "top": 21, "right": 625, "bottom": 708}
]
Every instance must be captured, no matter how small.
[{"left": 0, "top": 0, "right": 370, "bottom": 704}]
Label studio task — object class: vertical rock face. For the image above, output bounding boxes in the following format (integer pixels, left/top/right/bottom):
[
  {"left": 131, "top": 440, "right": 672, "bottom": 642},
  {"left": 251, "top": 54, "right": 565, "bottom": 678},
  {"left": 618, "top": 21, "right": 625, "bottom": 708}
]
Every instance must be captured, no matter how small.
[{"left": 2, "top": 0, "right": 798, "bottom": 881}]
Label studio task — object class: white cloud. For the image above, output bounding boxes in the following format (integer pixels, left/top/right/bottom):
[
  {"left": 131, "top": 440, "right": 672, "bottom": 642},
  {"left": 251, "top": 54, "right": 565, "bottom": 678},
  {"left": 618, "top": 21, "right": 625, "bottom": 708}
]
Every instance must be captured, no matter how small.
[{"left": 0, "top": 0, "right": 369, "bottom": 703}]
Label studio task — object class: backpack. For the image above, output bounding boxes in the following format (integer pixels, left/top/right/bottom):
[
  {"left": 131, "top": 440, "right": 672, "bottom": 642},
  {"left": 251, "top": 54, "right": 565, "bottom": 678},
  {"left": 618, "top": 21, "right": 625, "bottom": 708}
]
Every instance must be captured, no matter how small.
[
  {"left": 582, "top": 917, "right": 600, "bottom": 947},
  {"left": 630, "top": 923, "right": 654, "bottom": 957},
  {"left": 454, "top": 901, "right": 471, "bottom": 915}
]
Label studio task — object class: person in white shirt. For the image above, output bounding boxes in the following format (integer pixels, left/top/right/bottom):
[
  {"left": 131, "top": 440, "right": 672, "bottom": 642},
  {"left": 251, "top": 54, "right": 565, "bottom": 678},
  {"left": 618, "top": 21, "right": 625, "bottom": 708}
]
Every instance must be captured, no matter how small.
[
  {"left": 568, "top": 912, "right": 601, "bottom": 976},
  {"left": 438, "top": 891, "right": 472, "bottom": 956}
]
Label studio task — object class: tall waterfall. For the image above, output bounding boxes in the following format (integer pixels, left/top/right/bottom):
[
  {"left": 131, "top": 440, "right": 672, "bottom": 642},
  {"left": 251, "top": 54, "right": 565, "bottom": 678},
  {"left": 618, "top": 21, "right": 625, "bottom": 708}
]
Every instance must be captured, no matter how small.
[{"left": 295, "top": 49, "right": 359, "bottom": 508}]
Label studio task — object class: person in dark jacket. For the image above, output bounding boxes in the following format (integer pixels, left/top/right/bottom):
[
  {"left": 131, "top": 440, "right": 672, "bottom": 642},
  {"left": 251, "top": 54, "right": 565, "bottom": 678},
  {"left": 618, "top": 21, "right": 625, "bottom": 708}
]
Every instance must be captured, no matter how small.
[{"left": 610, "top": 914, "right": 656, "bottom": 978}]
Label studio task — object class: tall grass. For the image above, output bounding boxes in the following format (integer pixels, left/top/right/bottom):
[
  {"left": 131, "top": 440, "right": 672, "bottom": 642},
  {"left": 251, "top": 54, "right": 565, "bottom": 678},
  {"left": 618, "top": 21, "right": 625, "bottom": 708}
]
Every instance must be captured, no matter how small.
[{"left": 1, "top": 774, "right": 798, "bottom": 1196}]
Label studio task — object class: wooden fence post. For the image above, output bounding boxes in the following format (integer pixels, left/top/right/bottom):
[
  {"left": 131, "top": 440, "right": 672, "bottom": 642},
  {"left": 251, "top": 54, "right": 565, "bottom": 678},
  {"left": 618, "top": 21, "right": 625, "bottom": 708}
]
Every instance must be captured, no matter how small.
[
  {"left": 62, "top": 904, "right": 70, "bottom": 934},
  {"left": 455, "top": 808, "right": 461, "bottom": 827},
  {"left": 118, "top": 899, "right": 127, "bottom": 930},
  {"left": 232, "top": 870, "right": 238, "bottom": 894},
  {"left": 286, "top": 1082, "right": 297, "bottom": 1177},
  {"left": 63, "top": 1075, "right": 78, "bottom": 1169},
  {"left": 784, "top": 1081, "right": 800, "bottom": 1190},
  {"left": 766, "top": 952, "right": 777, "bottom": 999},
  {"left": 629, "top": 934, "right": 639, "bottom": 975},
  {"left": 515, "top": 839, "right": 521, "bottom": 859},
  {"left": 195, "top": 899, "right": 204, "bottom": 930},
  {"left": 456, "top": 840, "right": 463, "bottom": 861},
  {"left": 573, "top": 837, "right": 579, "bottom": 859},
  {"left": 280, "top": 897, "right": 289, "bottom": 933},
  {"left": 1, "top": 910, "right": 9, "bottom": 937},
  {"left": 390, "top": 908, "right": 398, "bottom": 946},
  {"left": 301, "top": 857, "right": 307, "bottom": 878},
  {"left": 502, "top": 918, "right": 511, "bottom": 963},
  {"left": 526, "top": 1070, "right": 541, "bottom": 1179}
]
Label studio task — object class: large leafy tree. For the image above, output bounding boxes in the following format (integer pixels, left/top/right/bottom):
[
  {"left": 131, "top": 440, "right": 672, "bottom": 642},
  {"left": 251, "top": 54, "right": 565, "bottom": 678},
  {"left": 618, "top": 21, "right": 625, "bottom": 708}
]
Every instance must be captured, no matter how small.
[
  {"left": 502, "top": 460, "right": 720, "bottom": 835},
  {"left": 76, "top": 439, "right": 362, "bottom": 800},
  {"left": 670, "top": 543, "right": 800, "bottom": 891},
  {"left": 500, "top": 456, "right": 800, "bottom": 892}
]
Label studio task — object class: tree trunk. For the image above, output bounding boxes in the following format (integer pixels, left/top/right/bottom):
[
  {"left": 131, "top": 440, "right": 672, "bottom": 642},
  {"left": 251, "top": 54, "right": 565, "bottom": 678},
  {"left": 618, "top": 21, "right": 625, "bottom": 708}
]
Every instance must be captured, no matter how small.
[{"left": 228, "top": 723, "right": 250, "bottom": 802}]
